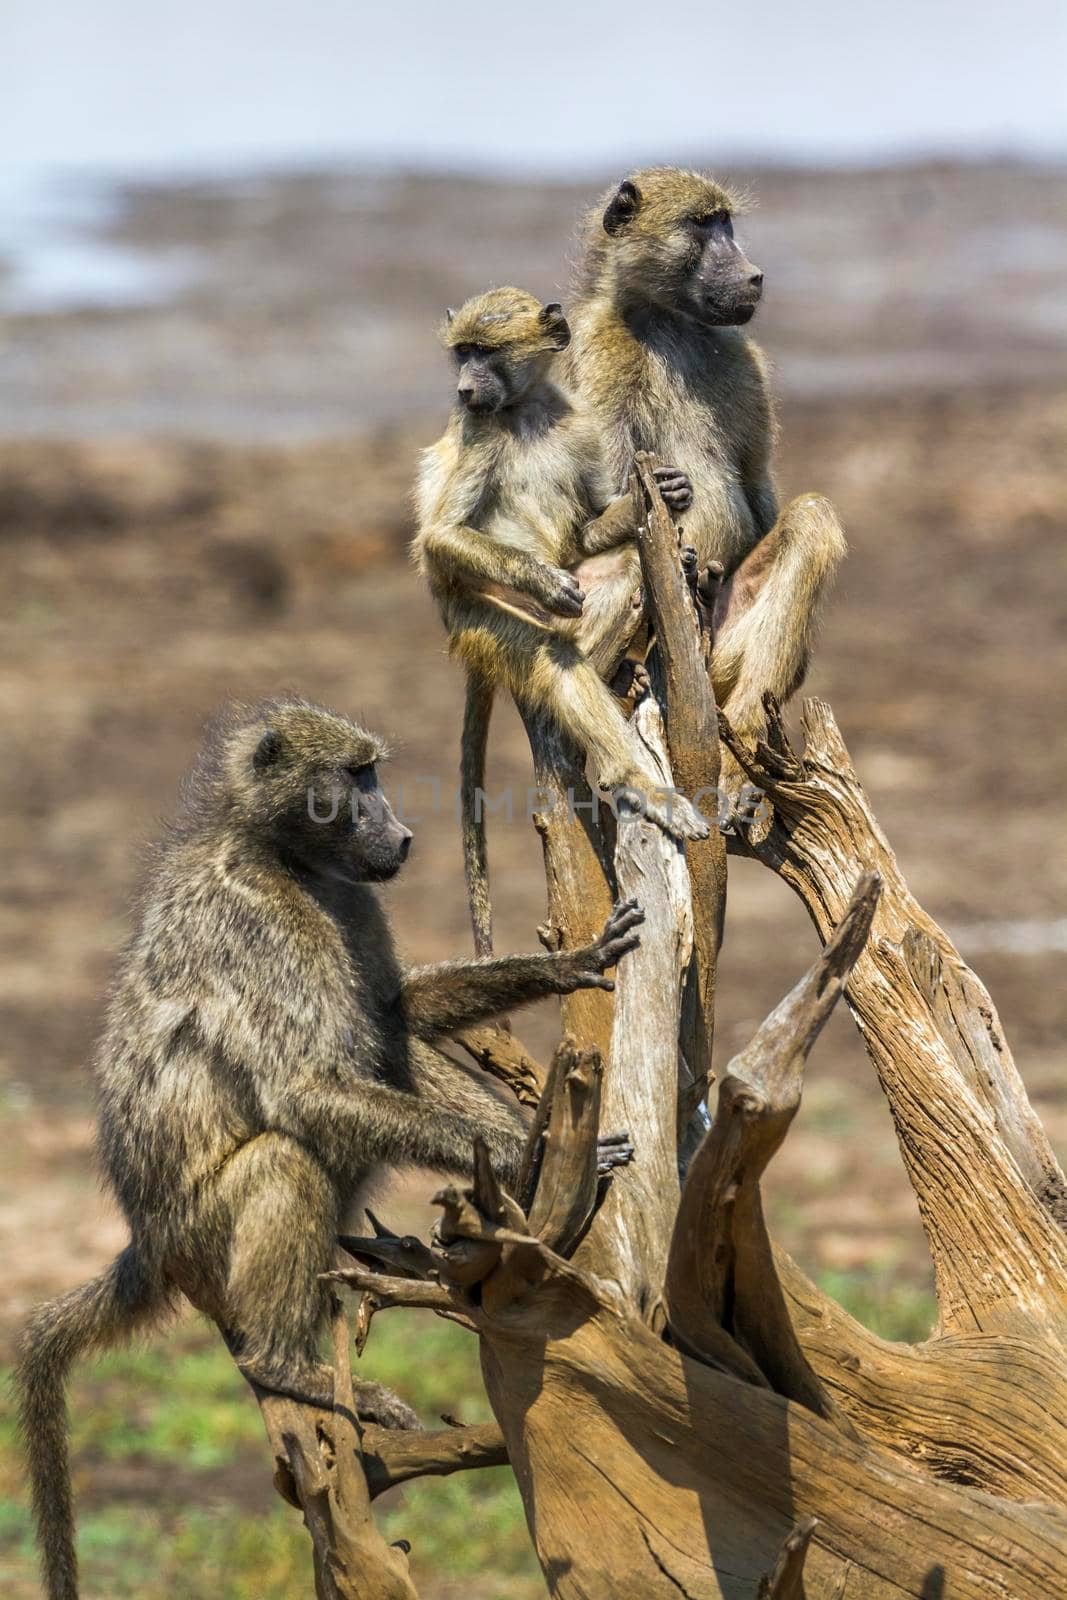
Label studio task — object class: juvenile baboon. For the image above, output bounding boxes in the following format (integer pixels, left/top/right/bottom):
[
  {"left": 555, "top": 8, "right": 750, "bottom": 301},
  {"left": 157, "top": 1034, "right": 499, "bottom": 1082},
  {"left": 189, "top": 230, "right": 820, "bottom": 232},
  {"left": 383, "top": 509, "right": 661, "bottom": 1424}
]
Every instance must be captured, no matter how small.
[
  {"left": 16, "top": 698, "right": 644, "bottom": 1600},
  {"left": 414, "top": 285, "right": 706, "bottom": 954},
  {"left": 564, "top": 166, "right": 846, "bottom": 744}
]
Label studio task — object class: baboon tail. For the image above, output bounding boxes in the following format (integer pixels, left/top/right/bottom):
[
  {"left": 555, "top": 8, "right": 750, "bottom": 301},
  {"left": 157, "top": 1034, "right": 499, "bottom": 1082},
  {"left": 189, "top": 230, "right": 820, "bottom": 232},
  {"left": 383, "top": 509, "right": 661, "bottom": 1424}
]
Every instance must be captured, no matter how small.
[
  {"left": 461, "top": 670, "right": 495, "bottom": 958},
  {"left": 14, "top": 1243, "right": 171, "bottom": 1600}
]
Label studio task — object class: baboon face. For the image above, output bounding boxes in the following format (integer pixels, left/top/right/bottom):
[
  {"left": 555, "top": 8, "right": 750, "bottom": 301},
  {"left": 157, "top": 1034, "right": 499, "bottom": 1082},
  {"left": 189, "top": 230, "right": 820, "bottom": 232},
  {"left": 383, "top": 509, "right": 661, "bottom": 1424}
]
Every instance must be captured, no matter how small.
[
  {"left": 442, "top": 288, "right": 570, "bottom": 415},
  {"left": 601, "top": 170, "right": 763, "bottom": 328},
  {"left": 238, "top": 706, "right": 413, "bottom": 883}
]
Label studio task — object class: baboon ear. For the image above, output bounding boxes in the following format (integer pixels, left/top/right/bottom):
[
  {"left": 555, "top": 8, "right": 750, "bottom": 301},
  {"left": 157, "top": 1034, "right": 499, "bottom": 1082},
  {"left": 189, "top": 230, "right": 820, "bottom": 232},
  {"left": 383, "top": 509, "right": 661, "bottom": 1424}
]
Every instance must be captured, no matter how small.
[
  {"left": 603, "top": 179, "right": 641, "bottom": 236},
  {"left": 253, "top": 728, "right": 286, "bottom": 772},
  {"left": 539, "top": 301, "right": 570, "bottom": 349},
  {"left": 444, "top": 307, "right": 456, "bottom": 324}
]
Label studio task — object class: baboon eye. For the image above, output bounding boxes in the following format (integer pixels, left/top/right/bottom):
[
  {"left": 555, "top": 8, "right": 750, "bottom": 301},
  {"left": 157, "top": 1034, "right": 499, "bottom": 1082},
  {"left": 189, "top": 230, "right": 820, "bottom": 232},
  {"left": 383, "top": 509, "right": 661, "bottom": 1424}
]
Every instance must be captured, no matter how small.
[
  {"left": 693, "top": 210, "right": 730, "bottom": 231},
  {"left": 343, "top": 758, "right": 377, "bottom": 790}
]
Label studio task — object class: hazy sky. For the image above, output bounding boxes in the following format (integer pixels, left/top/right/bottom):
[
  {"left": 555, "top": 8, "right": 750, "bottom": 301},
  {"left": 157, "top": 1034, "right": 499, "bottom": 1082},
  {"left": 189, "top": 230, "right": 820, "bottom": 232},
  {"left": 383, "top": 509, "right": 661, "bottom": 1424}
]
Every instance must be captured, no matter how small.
[{"left": 5, "top": 0, "right": 1066, "bottom": 175}]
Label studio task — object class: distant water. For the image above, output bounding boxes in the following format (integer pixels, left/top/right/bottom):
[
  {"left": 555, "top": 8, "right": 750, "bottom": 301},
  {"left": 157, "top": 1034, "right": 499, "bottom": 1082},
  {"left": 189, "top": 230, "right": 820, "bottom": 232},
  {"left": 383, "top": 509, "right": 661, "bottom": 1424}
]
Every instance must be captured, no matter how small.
[{"left": 0, "top": 168, "right": 197, "bottom": 314}]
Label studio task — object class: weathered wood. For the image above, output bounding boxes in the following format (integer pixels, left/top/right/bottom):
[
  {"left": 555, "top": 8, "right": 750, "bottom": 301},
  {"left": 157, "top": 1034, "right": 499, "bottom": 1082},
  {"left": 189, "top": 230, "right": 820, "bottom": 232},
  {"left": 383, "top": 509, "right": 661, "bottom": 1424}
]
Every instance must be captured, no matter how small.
[
  {"left": 526, "top": 1037, "right": 605, "bottom": 1256},
  {"left": 757, "top": 1517, "right": 818, "bottom": 1599},
  {"left": 240, "top": 520, "right": 1067, "bottom": 1596},
  {"left": 358, "top": 1421, "right": 508, "bottom": 1500},
  {"left": 632, "top": 452, "right": 727, "bottom": 1110},
  {"left": 325, "top": 686, "right": 1067, "bottom": 1599},
  {"left": 572, "top": 693, "right": 692, "bottom": 1304},
  {"left": 256, "top": 1298, "right": 419, "bottom": 1600},
  {"left": 471, "top": 1192, "right": 1067, "bottom": 1600},
  {"left": 778, "top": 1245, "right": 1067, "bottom": 1503},
  {"left": 721, "top": 696, "right": 1067, "bottom": 1343},
  {"left": 524, "top": 709, "right": 617, "bottom": 1056},
  {"left": 452, "top": 1024, "right": 545, "bottom": 1108},
  {"left": 666, "top": 875, "right": 879, "bottom": 1415}
]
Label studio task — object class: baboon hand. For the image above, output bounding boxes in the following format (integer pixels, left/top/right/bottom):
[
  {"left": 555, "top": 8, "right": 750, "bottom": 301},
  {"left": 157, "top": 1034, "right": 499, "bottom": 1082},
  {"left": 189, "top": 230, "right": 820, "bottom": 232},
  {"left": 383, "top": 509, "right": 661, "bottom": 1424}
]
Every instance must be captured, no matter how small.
[
  {"left": 537, "top": 565, "right": 585, "bottom": 618},
  {"left": 653, "top": 465, "right": 693, "bottom": 513},
  {"left": 560, "top": 898, "right": 645, "bottom": 992},
  {"left": 697, "top": 559, "right": 724, "bottom": 609},
  {"left": 596, "top": 1131, "right": 635, "bottom": 1173}
]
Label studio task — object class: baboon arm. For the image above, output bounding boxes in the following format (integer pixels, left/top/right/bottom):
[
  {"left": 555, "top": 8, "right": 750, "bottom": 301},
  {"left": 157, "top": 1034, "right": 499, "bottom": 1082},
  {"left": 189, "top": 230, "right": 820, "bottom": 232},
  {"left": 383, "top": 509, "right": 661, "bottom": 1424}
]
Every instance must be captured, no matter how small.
[
  {"left": 395, "top": 952, "right": 592, "bottom": 1041},
  {"left": 422, "top": 523, "right": 552, "bottom": 597},
  {"left": 285, "top": 1072, "right": 523, "bottom": 1182},
  {"left": 577, "top": 493, "right": 637, "bottom": 556}
]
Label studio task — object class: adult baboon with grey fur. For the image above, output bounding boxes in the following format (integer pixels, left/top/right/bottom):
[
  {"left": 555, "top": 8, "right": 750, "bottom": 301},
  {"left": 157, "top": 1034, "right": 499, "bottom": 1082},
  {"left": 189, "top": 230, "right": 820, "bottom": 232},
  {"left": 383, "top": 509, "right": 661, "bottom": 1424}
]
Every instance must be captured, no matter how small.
[
  {"left": 16, "top": 697, "right": 643, "bottom": 1600},
  {"left": 564, "top": 166, "right": 846, "bottom": 747}
]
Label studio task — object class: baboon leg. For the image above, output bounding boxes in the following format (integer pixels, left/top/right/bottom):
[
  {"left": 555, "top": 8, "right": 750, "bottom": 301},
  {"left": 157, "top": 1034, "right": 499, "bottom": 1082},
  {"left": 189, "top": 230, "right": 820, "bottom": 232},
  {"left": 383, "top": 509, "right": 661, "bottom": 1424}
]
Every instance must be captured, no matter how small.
[
  {"left": 713, "top": 493, "right": 847, "bottom": 738},
  {"left": 533, "top": 649, "right": 653, "bottom": 792},
  {"left": 213, "top": 1134, "right": 417, "bottom": 1425},
  {"left": 571, "top": 547, "right": 646, "bottom": 678},
  {"left": 529, "top": 647, "right": 707, "bottom": 841}
]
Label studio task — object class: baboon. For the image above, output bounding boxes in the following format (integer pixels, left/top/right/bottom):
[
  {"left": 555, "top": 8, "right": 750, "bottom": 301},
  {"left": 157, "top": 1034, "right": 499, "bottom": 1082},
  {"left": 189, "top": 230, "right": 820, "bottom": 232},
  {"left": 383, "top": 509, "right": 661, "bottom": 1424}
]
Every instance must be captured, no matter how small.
[
  {"left": 414, "top": 285, "right": 706, "bottom": 954},
  {"left": 563, "top": 166, "right": 847, "bottom": 745},
  {"left": 15, "top": 698, "right": 644, "bottom": 1600}
]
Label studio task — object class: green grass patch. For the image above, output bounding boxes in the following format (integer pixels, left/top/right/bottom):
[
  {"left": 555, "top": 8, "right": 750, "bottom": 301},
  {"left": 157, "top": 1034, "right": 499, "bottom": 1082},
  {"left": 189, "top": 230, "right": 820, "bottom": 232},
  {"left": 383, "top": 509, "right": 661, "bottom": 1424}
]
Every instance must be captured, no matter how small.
[
  {"left": 1, "top": 1311, "right": 538, "bottom": 1599},
  {"left": 818, "top": 1267, "right": 937, "bottom": 1343},
  {"left": 0, "top": 1270, "right": 937, "bottom": 1596}
]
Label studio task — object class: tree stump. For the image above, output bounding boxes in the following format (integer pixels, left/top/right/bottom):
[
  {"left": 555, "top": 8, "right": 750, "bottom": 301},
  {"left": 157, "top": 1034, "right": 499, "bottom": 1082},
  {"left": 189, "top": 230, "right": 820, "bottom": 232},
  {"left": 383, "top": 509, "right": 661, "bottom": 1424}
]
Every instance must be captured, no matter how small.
[{"left": 270, "top": 474, "right": 1067, "bottom": 1597}]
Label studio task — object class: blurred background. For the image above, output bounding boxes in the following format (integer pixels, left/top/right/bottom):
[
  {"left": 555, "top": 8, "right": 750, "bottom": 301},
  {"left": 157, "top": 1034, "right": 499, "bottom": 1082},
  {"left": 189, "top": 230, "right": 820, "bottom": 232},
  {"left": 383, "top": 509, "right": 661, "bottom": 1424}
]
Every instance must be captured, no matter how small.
[{"left": 2, "top": 3, "right": 1065, "bottom": 1595}]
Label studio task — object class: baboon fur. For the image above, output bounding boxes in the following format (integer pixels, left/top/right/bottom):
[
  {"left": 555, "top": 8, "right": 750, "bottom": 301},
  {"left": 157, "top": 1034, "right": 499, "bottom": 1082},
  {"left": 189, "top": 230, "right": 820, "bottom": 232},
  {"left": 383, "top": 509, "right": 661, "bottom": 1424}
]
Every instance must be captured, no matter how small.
[
  {"left": 565, "top": 166, "right": 846, "bottom": 741},
  {"left": 15, "top": 697, "right": 643, "bottom": 1600},
  {"left": 414, "top": 286, "right": 705, "bottom": 953}
]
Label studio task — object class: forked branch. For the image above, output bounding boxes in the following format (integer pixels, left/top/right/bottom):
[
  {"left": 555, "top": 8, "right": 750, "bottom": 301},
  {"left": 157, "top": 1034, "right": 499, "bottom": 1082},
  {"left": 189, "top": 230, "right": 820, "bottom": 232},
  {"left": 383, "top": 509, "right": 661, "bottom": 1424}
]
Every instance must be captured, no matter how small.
[
  {"left": 722, "top": 696, "right": 1067, "bottom": 1341},
  {"left": 632, "top": 451, "right": 727, "bottom": 1112},
  {"left": 256, "top": 1298, "right": 419, "bottom": 1600},
  {"left": 526, "top": 1036, "right": 605, "bottom": 1256},
  {"left": 665, "top": 874, "right": 879, "bottom": 1411}
]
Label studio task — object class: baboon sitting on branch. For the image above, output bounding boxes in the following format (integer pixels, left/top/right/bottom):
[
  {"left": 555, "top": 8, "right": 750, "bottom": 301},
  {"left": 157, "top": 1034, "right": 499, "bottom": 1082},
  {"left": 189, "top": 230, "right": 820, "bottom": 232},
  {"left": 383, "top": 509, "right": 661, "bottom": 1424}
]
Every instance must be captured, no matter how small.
[
  {"left": 16, "top": 697, "right": 643, "bottom": 1600},
  {"left": 415, "top": 285, "right": 705, "bottom": 953}
]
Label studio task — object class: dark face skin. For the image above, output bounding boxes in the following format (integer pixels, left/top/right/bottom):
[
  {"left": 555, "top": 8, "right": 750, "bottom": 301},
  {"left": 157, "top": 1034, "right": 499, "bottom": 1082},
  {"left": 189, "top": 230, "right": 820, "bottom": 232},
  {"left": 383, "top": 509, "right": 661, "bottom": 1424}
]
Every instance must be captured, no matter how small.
[
  {"left": 251, "top": 732, "right": 413, "bottom": 885},
  {"left": 450, "top": 305, "right": 569, "bottom": 415},
  {"left": 603, "top": 181, "right": 764, "bottom": 329},
  {"left": 335, "top": 765, "right": 413, "bottom": 883},
  {"left": 683, "top": 210, "right": 763, "bottom": 327},
  {"left": 453, "top": 343, "right": 512, "bottom": 415}
]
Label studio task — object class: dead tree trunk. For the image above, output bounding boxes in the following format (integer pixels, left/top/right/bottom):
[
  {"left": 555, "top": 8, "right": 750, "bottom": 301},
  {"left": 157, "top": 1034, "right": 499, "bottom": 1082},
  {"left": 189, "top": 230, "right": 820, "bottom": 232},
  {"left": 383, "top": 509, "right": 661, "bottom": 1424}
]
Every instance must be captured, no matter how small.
[{"left": 271, "top": 474, "right": 1067, "bottom": 1596}]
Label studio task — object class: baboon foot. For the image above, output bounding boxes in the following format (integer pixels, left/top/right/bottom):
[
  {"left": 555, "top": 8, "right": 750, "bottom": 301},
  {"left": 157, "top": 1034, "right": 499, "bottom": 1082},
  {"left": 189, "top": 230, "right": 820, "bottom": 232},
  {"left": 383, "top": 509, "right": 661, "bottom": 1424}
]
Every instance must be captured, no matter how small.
[
  {"left": 236, "top": 1356, "right": 335, "bottom": 1409},
  {"left": 236, "top": 1358, "right": 419, "bottom": 1429},
  {"left": 696, "top": 560, "right": 725, "bottom": 634},
  {"left": 609, "top": 658, "right": 651, "bottom": 709},
  {"left": 354, "top": 1380, "right": 421, "bottom": 1431},
  {"left": 618, "top": 785, "right": 710, "bottom": 843}
]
